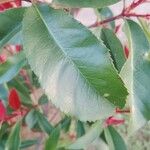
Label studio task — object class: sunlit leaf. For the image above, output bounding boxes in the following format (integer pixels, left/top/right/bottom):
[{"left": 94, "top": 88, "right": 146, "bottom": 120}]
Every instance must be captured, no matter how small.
[{"left": 23, "top": 4, "right": 127, "bottom": 121}]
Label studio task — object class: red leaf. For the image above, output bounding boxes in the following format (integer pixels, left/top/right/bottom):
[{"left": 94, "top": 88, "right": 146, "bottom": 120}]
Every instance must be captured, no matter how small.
[
  {"left": 8, "top": 88, "right": 21, "bottom": 110},
  {"left": 14, "top": 0, "right": 21, "bottom": 6},
  {"left": 105, "top": 116, "right": 125, "bottom": 126},
  {"left": 15, "top": 45, "right": 22, "bottom": 52},
  {"left": 5, "top": 44, "right": 22, "bottom": 55},
  {"left": 115, "top": 108, "right": 130, "bottom": 113},
  {"left": 124, "top": 45, "right": 129, "bottom": 58},
  {"left": 0, "top": 0, "right": 21, "bottom": 12},
  {"left": 114, "top": 24, "right": 121, "bottom": 33},
  {"left": 0, "top": 54, "right": 7, "bottom": 64},
  {"left": 0, "top": 100, "right": 6, "bottom": 122}
]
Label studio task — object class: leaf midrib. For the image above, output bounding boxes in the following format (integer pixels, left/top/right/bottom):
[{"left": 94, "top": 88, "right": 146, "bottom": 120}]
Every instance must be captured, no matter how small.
[{"left": 34, "top": 5, "right": 109, "bottom": 100}]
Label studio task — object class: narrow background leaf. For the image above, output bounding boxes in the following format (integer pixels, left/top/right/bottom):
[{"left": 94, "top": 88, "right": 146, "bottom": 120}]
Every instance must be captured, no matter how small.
[
  {"left": 121, "top": 20, "right": 150, "bottom": 132},
  {"left": 5, "top": 121, "right": 21, "bottom": 150},
  {"left": 0, "top": 52, "right": 26, "bottom": 84},
  {"left": 36, "top": 111, "right": 54, "bottom": 135},
  {"left": 0, "top": 7, "right": 25, "bottom": 51},
  {"left": 45, "top": 127, "right": 60, "bottom": 150},
  {"left": 52, "top": 0, "right": 120, "bottom": 8},
  {"left": 104, "top": 126, "right": 127, "bottom": 150},
  {"left": 101, "top": 28, "right": 126, "bottom": 72},
  {"left": 68, "top": 121, "right": 103, "bottom": 149},
  {"left": 20, "top": 139, "right": 38, "bottom": 149}
]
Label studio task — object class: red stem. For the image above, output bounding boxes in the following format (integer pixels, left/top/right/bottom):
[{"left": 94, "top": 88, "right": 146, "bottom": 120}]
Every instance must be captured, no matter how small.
[
  {"left": 125, "top": 0, "right": 146, "bottom": 13},
  {"left": 89, "top": 14, "right": 122, "bottom": 27},
  {"left": 20, "top": 69, "right": 33, "bottom": 92},
  {"left": 125, "top": 13, "right": 150, "bottom": 18},
  {"left": 116, "top": 108, "right": 130, "bottom": 113},
  {"left": 89, "top": 0, "right": 150, "bottom": 28}
]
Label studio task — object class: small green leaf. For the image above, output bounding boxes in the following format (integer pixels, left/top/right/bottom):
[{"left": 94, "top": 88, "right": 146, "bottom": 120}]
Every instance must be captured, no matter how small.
[
  {"left": 98, "top": 7, "right": 115, "bottom": 29},
  {"left": 0, "top": 123, "right": 9, "bottom": 140},
  {"left": 20, "top": 139, "right": 38, "bottom": 149},
  {"left": 25, "top": 109, "right": 38, "bottom": 129},
  {"left": 0, "top": 60, "right": 26, "bottom": 84},
  {"left": 23, "top": 4, "right": 127, "bottom": 121},
  {"left": 5, "top": 121, "right": 21, "bottom": 150},
  {"left": 0, "top": 52, "right": 26, "bottom": 84},
  {"left": 60, "top": 117, "right": 71, "bottom": 132},
  {"left": 52, "top": 0, "right": 120, "bottom": 8},
  {"left": 0, "top": 84, "right": 8, "bottom": 100},
  {"left": 67, "top": 121, "right": 103, "bottom": 149},
  {"left": 101, "top": 28, "right": 126, "bottom": 71},
  {"left": 0, "top": 61, "right": 11, "bottom": 75},
  {"left": 104, "top": 126, "right": 127, "bottom": 150},
  {"left": 38, "top": 94, "right": 48, "bottom": 105},
  {"left": 76, "top": 121, "right": 85, "bottom": 137},
  {"left": 0, "top": 7, "right": 26, "bottom": 51},
  {"left": 45, "top": 127, "right": 60, "bottom": 150},
  {"left": 36, "top": 111, "right": 54, "bottom": 135}
]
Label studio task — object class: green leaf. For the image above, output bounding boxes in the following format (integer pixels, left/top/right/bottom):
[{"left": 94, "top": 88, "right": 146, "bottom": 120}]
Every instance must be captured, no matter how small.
[
  {"left": 120, "top": 20, "right": 150, "bottom": 132},
  {"left": 139, "top": 19, "right": 150, "bottom": 43},
  {"left": 38, "top": 94, "right": 49, "bottom": 105},
  {"left": 0, "top": 53, "right": 26, "bottom": 84},
  {"left": 0, "top": 142, "right": 5, "bottom": 150},
  {"left": 0, "top": 7, "right": 25, "bottom": 51},
  {"left": 0, "top": 61, "right": 11, "bottom": 75},
  {"left": 0, "top": 123, "right": 9, "bottom": 140},
  {"left": 36, "top": 111, "right": 54, "bottom": 135},
  {"left": 0, "top": 60, "right": 26, "bottom": 84},
  {"left": 67, "top": 121, "right": 103, "bottom": 149},
  {"left": 98, "top": 7, "right": 115, "bottom": 29},
  {"left": 5, "top": 121, "right": 21, "bottom": 150},
  {"left": 60, "top": 117, "right": 71, "bottom": 132},
  {"left": 23, "top": 4, "right": 127, "bottom": 121},
  {"left": 20, "top": 139, "right": 38, "bottom": 149},
  {"left": 25, "top": 109, "right": 38, "bottom": 129},
  {"left": 104, "top": 126, "right": 127, "bottom": 150},
  {"left": 52, "top": 0, "right": 120, "bottom": 8},
  {"left": 0, "top": 84, "right": 8, "bottom": 100},
  {"left": 45, "top": 127, "right": 60, "bottom": 150},
  {"left": 101, "top": 28, "right": 126, "bottom": 72},
  {"left": 76, "top": 121, "right": 85, "bottom": 137}
]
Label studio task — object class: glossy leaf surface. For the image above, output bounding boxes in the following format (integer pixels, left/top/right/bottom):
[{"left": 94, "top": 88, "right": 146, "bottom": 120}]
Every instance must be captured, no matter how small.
[{"left": 23, "top": 5, "right": 127, "bottom": 121}]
